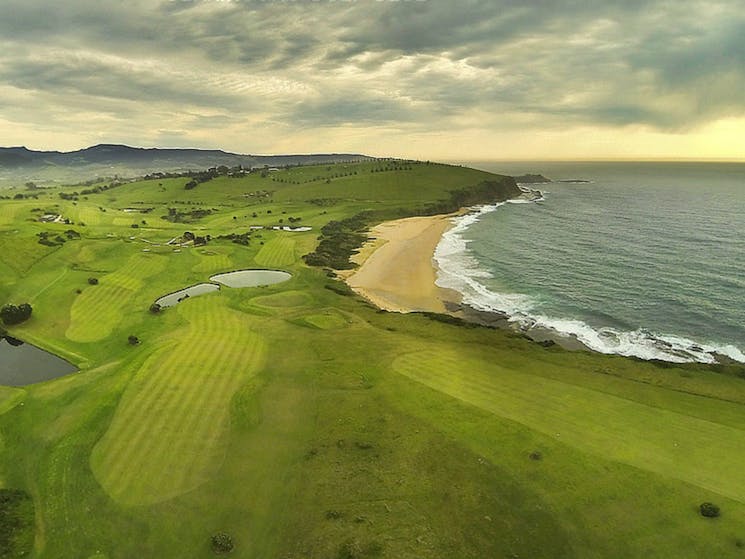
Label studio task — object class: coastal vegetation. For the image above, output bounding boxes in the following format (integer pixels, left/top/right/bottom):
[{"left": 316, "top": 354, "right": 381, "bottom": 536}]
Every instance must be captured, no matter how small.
[{"left": 0, "top": 160, "right": 744, "bottom": 557}]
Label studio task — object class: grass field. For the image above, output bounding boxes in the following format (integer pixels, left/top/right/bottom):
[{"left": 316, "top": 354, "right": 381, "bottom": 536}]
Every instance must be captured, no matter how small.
[
  {"left": 254, "top": 235, "right": 296, "bottom": 268},
  {"left": 91, "top": 297, "right": 265, "bottom": 505},
  {"left": 1, "top": 160, "right": 744, "bottom": 558}
]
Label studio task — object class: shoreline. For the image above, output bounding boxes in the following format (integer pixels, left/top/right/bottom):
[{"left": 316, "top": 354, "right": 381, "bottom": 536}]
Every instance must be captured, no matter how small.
[
  {"left": 341, "top": 214, "right": 464, "bottom": 314},
  {"left": 342, "top": 210, "right": 591, "bottom": 352}
]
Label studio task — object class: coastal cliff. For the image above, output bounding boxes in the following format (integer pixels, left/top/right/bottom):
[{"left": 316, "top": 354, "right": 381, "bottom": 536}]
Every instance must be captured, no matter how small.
[
  {"left": 421, "top": 176, "right": 522, "bottom": 215},
  {"left": 305, "top": 174, "right": 522, "bottom": 270}
]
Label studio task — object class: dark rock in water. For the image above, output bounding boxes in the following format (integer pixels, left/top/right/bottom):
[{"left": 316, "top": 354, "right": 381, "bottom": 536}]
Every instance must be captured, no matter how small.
[
  {"left": 513, "top": 174, "right": 551, "bottom": 184},
  {"left": 520, "top": 188, "right": 545, "bottom": 201},
  {"left": 443, "top": 302, "right": 510, "bottom": 328}
]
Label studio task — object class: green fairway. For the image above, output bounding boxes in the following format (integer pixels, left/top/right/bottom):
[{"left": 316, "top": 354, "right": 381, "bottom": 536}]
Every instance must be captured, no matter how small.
[
  {"left": 1, "top": 160, "right": 745, "bottom": 558},
  {"left": 66, "top": 253, "right": 167, "bottom": 342},
  {"left": 254, "top": 235, "right": 296, "bottom": 268},
  {"left": 394, "top": 346, "right": 745, "bottom": 501},
  {"left": 91, "top": 297, "right": 265, "bottom": 505}
]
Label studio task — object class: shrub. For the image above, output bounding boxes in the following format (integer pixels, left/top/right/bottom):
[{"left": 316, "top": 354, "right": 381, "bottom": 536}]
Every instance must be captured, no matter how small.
[
  {"left": 149, "top": 303, "right": 162, "bottom": 314},
  {"left": 211, "top": 532, "right": 234, "bottom": 554},
  {"left": 0, "top": 304, "right": 32, "bottom": 326},
  {"left": 0, "top": 488, "right": 33, "bottom": 557},
  {"left": 88, "top": 277, "right": 99, "bottom": 285},
  {"left": 337, "top": 539, "right": 363, "bottom": 559},
  {"left": 700, "top": 502, "right": 721, "bottom": 518},
  {"left": 127, "top": 335, "right": 140, "bottom": 346}
]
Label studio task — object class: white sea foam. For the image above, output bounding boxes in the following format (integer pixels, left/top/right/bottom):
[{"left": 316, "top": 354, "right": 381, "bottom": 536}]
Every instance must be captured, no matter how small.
[{"left": 433, "top": 194, "right": 745, "bottom": 365}]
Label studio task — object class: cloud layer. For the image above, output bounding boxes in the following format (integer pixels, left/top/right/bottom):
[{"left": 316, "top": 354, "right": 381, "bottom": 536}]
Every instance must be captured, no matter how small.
[{"left": 1, "top": 0, "right": 744, "bottom": 159}]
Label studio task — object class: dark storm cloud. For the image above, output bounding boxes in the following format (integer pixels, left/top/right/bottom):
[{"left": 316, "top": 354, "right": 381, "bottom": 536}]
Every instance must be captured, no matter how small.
[{"left": 0, "top": 0, "right": 743, "bottom": 149}]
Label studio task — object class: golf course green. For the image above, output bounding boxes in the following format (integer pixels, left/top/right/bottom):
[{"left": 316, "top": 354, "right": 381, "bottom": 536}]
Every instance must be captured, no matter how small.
[{"left": 1, "top": 160, "right": 744, "bottom": 558}]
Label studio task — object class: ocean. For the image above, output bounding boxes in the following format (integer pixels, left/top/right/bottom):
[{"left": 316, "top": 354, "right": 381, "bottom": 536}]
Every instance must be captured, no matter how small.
[{"left": 436, "top": 161, "right": 745, "bottom": 364}]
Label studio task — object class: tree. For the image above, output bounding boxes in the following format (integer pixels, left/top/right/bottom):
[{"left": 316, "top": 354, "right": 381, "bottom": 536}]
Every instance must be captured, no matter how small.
[
  {"left": 211, "top": 533, "right": 234, "bottom": 554},
  {"left": 88, "top": 277, "right": 99, "bottom": 285},
  {"left": 1, "top": 303, "right": 32, "bottom": 326},
  {"left": 149, "top": 303, "right": 162, "bottom": 314},
  {"left": 700, "top": 502, "right": 721, "bottom": 518},
  {"left": 127, "top": 335, "right": 140, "bottom": 346}
]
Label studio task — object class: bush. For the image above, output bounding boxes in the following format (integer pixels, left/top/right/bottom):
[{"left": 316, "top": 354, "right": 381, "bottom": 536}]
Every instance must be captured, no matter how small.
[
  {"left": 88, "top": 277, "right": 99, "bottom": 285},
  {"left": 0, "top": 488, "right": 33, "bottom": 557},
  {"left": 211, "top": 532, "right": 234, "bottom": 554},
  {"left": 0, "top": 303, "right": 32, "bottom": 326},
  {"left": 700, "top": 502, "right": 721, "bottom": 518},
  {"left": 127, "top": 335, "right": 140, "bottom": 346},
  {"left": 149, "top": 303, "right": 162, "bottom": 314}
]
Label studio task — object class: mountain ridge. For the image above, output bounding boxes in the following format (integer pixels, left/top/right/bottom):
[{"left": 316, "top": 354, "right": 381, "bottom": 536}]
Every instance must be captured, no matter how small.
[{"left": 0, "top": 143, "right": 371, "bottom": 169}]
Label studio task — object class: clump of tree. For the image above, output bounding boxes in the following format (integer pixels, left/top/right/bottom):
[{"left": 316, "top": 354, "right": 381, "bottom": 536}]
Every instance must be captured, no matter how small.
[
  {"left": 700, "top": 502, "right": 721, "bottom": 518},
  {"left": 303, "top": 211, "right": 373, "bottom": 269},
  {"left": 37, "top": 229, "right": 80, "bottom": 247},
  {"left": 211, "top": 532, "right": 234, "bottom": 554},
  {"left": 162, "top": 207, "right": 213, "bottom": 223},
  {"left": 0, "top": 304, "right": 32, "bottom": 326},
  {"left": 217, "top": 231, "right": 251, "bottom": 246}
]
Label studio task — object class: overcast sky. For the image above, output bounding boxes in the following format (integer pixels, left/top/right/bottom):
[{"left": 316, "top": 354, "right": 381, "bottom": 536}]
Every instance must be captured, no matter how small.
[{"left": 1, "top": 0, "right": 744, "bottom": 160}]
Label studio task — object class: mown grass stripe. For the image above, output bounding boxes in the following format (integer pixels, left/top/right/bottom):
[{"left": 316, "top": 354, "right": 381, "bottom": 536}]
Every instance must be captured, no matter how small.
[
  {"left": 91, "top": 299, "right": 266, "bottom": 504},
  {"left": 255, "top": 236, "right": 296, "bottom": 267},
  {"left": 192, "top": 253, "right": 232, "bottom": 273},
  {"left": 394, "top": 348, "right": 745, "bottom": 503}
]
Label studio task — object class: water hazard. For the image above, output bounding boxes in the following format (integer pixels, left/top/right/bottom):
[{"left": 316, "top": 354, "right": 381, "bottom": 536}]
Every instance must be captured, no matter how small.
[
  {"left": 0, "top": 336, "right": 77, "bottom": 386},
  {"left": 155, "top": 269, "right": 292, "bottom": 308}
]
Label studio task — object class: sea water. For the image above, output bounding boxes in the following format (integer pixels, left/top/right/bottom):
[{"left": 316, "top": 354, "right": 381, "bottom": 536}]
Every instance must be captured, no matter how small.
[{"left": 436, "top": 162, "right": 745, "bottom": 363}]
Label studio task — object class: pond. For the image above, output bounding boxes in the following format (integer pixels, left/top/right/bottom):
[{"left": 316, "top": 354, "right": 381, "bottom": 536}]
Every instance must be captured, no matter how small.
[
  {"left": 210, "top": 270, "right": 292, "bottom": 288},
  {"left": 154, "top": 269, "right": 292, "bottom": 307},
  {"left": 155, "top": 283, "right": 221, "bottom": 308},
  {"left": 0, "top": 336, "right": 77, "bottom": 386}
]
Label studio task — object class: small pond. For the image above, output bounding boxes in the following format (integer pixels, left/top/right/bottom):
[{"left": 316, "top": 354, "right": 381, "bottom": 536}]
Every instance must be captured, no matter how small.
[
  {"left": 155, "top": 283, "right": 221, "bottom": 308},
  {"left": 154, "top": 269, "right": 292, "bottom": 307},
  {"left": 210, "top": 270, "right": 292, "bottom": 288},
  {"left": 0, "top": 336, "right": 77, "bottom": 386}
]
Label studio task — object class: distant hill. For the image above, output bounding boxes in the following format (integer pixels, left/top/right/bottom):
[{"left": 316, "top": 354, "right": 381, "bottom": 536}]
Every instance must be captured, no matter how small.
[
  {"left": 0, "top": 143, "right": 372, "bottom": 169},
  {"left": 0, "top": 144, "right": 373, "bottom": 186}
]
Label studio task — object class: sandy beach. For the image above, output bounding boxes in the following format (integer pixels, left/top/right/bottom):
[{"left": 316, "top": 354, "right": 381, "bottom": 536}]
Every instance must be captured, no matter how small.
[
  {"left": 343, "top": 214, "right": 461, "bottom": 313},
  {"left": 343, "top": 212, "right": 590, "bottom": 352}
]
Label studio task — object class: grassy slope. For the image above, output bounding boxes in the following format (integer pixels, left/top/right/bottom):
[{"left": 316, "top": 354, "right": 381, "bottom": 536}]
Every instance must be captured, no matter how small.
[{"left": 0, "top": 161, "right": 744, "bottom": 558}]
